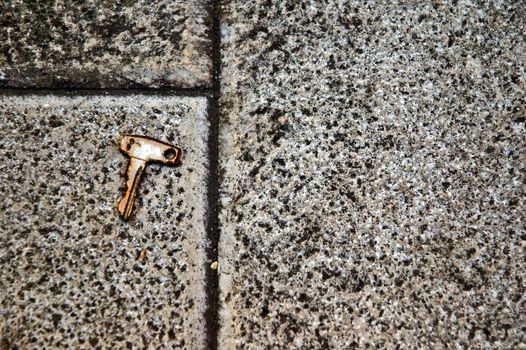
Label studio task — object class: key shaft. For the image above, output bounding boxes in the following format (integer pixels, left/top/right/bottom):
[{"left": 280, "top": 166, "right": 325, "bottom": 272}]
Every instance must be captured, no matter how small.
[{"left": 118, "top": 157, "right": 147, "bottom": 220}]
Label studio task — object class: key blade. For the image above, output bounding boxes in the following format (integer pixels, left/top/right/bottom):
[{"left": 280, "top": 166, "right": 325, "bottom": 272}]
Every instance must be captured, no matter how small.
[{"left": 117, "top": 157, "right": 147, "bottom": 220}]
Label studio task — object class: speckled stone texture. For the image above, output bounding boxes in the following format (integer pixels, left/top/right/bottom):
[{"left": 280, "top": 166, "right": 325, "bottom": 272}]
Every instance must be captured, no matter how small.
[
  {"left": 0, "top": 0, "right": 212, "bottom": 88},
  {"left": 218, "top": 1, "right": 526, "bottom": 349},
  {"left": 0, "top": 95, "right": 209, "bottom": 349}
]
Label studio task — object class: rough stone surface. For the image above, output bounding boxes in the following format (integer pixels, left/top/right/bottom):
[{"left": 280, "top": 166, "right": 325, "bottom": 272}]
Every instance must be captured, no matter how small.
[
  {"left": 0, "top": 95, "right": 210, "bottom": 349},
  {"left": 218, "top": 1, "right": 526, "bottom": 349},
  {"left": 0, "top": 0, "right": 212, "bottom": 88}
]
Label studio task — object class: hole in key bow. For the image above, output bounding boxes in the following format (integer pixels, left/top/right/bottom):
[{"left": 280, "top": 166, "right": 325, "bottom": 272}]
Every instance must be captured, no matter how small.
[
  {"left": 164, "top": 148, "right": 177, "bottom": 160},
  {"left": 126, "top": 138, "right": 135, "bottom": 151}
]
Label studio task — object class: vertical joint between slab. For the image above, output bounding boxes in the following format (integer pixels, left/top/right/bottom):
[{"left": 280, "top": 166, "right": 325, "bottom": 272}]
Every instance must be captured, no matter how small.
[{"left": 204, "top": 0, "right": 223, "bottom": 349}]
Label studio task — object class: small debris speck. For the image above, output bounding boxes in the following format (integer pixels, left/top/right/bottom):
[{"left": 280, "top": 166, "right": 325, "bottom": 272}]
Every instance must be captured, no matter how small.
[{"left": 138, "top": 248, "right": 147, "bottom": 262}]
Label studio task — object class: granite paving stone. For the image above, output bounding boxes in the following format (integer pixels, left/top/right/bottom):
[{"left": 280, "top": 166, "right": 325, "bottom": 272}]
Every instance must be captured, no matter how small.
[
  {"left": 0, "top": 0, "right": 212, "bottom": 88},
  {"left": 218, "top": 1, "right": 526, "bottom": 349},
  {"left": 0, "top": 95, "right": 210, "bottom": 349}
]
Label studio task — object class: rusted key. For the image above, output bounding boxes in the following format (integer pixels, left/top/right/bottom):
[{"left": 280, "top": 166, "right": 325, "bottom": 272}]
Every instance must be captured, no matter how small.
[{"left": 117, "top": 135, "right": 182, "bottom": 220}]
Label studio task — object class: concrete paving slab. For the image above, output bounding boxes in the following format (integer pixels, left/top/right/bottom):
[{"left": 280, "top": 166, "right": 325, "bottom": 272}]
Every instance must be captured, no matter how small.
[
  {"left": 0, "top": 95, "right": 210, "bottom": 349},
  {"left": 218, "top": 1, "right": 526, "bottom": 349},
  {"left": 0, "top": 0, "right": 212, "bottom": 88}
]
